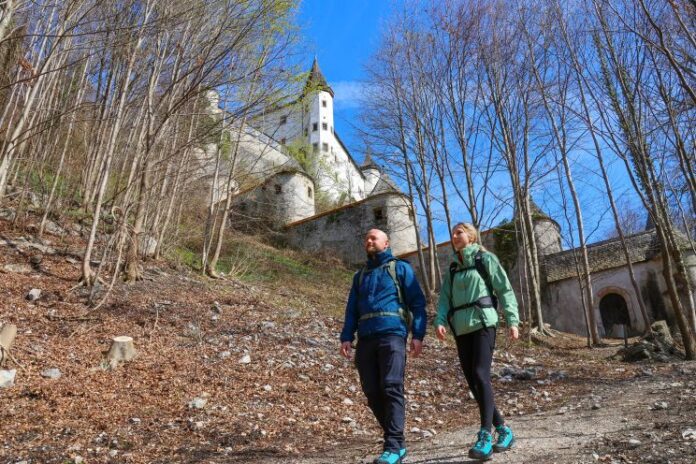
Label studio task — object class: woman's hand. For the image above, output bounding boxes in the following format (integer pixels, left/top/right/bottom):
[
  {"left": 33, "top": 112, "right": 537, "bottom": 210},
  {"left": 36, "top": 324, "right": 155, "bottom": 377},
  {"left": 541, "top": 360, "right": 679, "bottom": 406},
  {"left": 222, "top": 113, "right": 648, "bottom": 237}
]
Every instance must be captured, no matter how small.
[
  {"left": 435, "top": 325, "right": 447, "bottom": 341},
  {"left": 508, "top": 326, "right": 519, "bottom": 340}
]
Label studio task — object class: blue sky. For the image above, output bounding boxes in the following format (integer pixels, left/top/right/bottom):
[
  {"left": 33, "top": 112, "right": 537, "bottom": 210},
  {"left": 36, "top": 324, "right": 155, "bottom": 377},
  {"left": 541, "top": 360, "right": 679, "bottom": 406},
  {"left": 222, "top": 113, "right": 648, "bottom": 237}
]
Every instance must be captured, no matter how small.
[
  {"left": 295, "top": 0, "right": 645, "bottom": 246},
  {"left": 297, "top": 0, "right": 394, "bottom": 163}
]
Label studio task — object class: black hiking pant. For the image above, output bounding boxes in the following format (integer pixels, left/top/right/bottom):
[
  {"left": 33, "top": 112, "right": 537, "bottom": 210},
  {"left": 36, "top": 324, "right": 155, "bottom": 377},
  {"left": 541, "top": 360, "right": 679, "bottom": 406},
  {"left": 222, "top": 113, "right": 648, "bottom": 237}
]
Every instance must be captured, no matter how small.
[
  {"left": 356, "top": 334, "right": 406, "bottom": 452},
  {"left": 455, "top": 326, "right": 504, "bottom": 431}
]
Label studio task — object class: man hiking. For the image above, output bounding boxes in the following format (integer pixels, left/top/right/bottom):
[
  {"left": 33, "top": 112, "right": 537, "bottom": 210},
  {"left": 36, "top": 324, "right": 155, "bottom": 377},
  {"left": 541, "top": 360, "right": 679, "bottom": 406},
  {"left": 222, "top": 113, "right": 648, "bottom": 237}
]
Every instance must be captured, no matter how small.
[{"left": 340, "top": 229, "right": 427, "bottom": 464}]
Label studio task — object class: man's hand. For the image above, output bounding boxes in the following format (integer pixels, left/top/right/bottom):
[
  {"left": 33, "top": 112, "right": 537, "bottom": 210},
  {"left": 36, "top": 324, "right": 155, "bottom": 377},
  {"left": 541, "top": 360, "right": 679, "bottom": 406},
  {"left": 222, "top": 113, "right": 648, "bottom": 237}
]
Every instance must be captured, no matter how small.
[
  {"left": 508, "top": 326, "right": 519, "bottom": 340},
  {"left": 410, "top": 339, "right": 423, "bottom": 358},
  {"left": 340, "top": 341, "right": 353, "bottom": 359},
  {"left": 435, "top": 325, "right": 447, "bottom": 341}
]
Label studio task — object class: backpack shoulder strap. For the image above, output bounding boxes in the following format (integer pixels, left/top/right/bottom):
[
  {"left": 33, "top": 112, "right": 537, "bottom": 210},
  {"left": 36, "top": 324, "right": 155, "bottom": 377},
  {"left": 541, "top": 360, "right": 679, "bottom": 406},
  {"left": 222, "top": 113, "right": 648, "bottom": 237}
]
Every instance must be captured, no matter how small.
[
  {"left": 448, "top": 262, "right": 458, "bottom": 309},
  {"left": 474, "top": 250, "right": 495, "bottom": 299},
  {"left": 386, "top": 259, "right": 403, "bottom": 306}
]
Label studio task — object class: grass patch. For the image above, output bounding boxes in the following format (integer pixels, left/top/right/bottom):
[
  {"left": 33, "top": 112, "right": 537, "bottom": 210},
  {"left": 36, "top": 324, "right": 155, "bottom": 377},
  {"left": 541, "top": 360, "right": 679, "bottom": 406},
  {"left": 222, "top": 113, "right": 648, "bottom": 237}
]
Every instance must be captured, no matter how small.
[{"left": 170, "top": 233, "right": 354, "bottom": 318}]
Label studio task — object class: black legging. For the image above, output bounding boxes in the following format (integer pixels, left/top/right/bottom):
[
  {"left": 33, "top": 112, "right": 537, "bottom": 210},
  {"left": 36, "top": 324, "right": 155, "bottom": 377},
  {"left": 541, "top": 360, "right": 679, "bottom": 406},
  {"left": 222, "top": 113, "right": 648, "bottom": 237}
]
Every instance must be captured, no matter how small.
[{"left": 455, "top": 326, "right": 504, "bottom": 431}]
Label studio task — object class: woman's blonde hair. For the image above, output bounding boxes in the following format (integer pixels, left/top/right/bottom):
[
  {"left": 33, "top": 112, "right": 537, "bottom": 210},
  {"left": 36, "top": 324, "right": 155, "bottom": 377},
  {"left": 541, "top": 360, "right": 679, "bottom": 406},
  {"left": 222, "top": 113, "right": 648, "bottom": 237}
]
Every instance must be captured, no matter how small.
[{"left": 452, "top": 222, "right": 486, "bottom": 250}]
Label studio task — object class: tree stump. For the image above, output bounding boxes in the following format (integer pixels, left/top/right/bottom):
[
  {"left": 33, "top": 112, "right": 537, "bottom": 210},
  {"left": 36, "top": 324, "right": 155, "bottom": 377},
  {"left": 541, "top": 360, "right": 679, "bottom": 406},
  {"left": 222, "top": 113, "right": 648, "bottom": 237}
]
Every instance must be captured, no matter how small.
[
  {"left": 104, "top": 336, "right": 136, "bottom": 369},
  {"left": 0, "top": 324, "right": 17, "bottom": 367}
]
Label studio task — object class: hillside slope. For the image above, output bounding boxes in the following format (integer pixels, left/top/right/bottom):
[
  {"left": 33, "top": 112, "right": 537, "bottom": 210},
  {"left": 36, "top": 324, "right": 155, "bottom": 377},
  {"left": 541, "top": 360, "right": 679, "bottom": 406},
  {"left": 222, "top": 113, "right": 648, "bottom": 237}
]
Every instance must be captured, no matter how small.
[{"left": 0, "top": 213, "right": 691, "bottom": 464}]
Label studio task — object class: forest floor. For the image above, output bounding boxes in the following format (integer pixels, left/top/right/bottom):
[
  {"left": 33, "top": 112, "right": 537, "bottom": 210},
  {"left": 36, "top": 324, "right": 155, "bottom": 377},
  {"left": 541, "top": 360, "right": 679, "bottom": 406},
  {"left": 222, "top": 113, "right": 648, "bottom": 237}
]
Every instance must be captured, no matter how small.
[{"left": 0, "top": 212, "right": 694, "bottom": 464}]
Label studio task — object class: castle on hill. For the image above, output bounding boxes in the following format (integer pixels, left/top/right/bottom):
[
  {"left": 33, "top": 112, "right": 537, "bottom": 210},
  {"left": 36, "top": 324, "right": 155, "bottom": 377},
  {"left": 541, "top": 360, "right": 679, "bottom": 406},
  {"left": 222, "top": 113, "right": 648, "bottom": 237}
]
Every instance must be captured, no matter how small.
[
  {"left": 200, "top": 58, "right": 418, "bottom": 263},
  {"left": 200, "top": 58, "right": 696, "bottom": 342}
]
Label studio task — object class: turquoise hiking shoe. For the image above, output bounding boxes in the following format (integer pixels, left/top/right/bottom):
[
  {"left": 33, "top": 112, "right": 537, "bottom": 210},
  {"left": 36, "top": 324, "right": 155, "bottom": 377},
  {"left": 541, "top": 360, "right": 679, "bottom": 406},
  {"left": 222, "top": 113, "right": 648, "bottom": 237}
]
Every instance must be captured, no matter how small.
[
  {"left": 494, "top": 424, "right": 515, "bottom": 452},
  {"left": 399, "top": 448, "right": 407, "bottom": 460},
  {"left": 373, "top": 450, "right": 401, "bottom": 464},
  {"left": 468, "top": 428, "right": 493, "bottom": 461}
]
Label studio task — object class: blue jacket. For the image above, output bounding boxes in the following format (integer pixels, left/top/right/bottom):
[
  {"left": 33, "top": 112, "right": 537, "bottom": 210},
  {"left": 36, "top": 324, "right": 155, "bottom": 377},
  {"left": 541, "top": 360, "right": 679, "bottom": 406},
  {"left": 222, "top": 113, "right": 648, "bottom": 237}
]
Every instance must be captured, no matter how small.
[{"left": 340, "top": 249, "right": 427, "bottom": 342}]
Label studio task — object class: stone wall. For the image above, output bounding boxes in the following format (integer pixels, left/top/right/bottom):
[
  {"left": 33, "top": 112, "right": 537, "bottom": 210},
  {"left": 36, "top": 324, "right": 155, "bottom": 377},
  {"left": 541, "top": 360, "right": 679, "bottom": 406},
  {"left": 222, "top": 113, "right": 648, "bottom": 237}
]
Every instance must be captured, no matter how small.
[
  {"left": 234, "top": 126, "right": 299, "bottom": 182},
  {"left": 249, "top": 90, "right": 367, "bottom": 203},
  {"left": 541, "top": 259, "right": 670, "bottom": 336},
  {"left": 399, "top": 230, "right": 496, "bottom": 290},
  {"left": 284, "top": 192, "right": 417, "bottom": 267},
  {"left": 234, "top": 171, "right": 315, "bottom": 226},
  {"left": 534, "top": 219, "right": 562, "bottom": 255}
]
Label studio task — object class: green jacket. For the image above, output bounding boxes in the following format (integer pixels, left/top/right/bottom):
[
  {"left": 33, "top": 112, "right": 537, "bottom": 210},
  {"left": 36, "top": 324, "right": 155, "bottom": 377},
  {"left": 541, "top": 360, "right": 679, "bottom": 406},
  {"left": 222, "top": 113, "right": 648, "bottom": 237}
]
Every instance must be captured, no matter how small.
[{"left": 434, "top": 244, "right": 519, "bottom": 336}]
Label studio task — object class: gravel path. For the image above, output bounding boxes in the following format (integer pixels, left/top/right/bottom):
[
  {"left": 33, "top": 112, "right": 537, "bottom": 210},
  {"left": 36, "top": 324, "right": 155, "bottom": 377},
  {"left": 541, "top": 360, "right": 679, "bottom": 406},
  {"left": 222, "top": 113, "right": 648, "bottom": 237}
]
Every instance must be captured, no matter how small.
[{"left": 265, "top": 362, "right": 696, "bottom": 464}]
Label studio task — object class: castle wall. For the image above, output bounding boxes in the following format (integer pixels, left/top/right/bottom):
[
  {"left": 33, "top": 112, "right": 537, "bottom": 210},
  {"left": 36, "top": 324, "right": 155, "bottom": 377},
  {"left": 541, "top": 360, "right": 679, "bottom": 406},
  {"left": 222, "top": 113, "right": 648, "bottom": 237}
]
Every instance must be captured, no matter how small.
[
  {"left": 253, "top": 101, "right": 305, "bottom": 147},
  {"left": 250, "top": 91, "right": 366, "bottom": 203},
  {"left": 534, "top": 219, "right": 562, "bottom": 255},
  {"left": 541, "top": 258, "right": 670, "bottom": 336},
  {"left": 234, "top": 126, "right": 299, "bottom": 181},
  {"left": 284, "top": 193, "right": 417, "bottom": 267},
  {"left": 235, "top": 171, "right": 315, "bottom": 226},
  {"left": 400, "top": 231, "right": 496, "bottom": 289}
]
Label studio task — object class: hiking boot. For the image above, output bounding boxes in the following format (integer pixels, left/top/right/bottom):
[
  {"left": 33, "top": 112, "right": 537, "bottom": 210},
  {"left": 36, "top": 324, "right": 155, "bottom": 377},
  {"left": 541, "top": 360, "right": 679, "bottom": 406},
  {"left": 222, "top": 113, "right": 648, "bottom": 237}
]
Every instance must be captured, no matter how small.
[
  {"left": 468, "top": 428, "right": 493, "bottom": 461},
  {"left": 493, "top": 424, "right": 515, "bottom": 452},
  {"left": 399, "top": 448, "right": 407, "bottom": 461},
  {"left": 373, "top": 450, "right": 401, "bottom": 464}
]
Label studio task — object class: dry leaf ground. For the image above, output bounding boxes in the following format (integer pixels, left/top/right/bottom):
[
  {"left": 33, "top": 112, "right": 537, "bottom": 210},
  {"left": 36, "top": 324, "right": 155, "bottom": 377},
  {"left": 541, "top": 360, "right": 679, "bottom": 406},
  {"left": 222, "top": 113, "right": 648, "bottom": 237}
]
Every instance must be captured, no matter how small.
[{"left": 1, "top": 215, "right": 694, "bottom": 464}]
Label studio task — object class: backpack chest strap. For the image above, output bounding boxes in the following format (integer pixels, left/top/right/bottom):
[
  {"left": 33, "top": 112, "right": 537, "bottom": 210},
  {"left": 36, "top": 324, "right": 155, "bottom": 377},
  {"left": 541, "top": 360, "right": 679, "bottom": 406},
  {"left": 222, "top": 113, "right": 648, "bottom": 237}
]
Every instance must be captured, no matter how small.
[
  {"left": 358, "top": 307, "right": 407, "bottom": 323},
  {"left": 450, "top": 296, "right": 496, "bottom": 312}
]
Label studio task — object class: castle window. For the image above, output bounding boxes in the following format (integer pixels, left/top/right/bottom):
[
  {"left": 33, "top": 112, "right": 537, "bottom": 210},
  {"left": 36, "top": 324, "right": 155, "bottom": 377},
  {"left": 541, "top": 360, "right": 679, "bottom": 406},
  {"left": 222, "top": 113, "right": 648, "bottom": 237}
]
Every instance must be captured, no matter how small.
[
  {"left": 322, "top": 100, "right": 327, "bottom": 108},
  {"left": 275, "top": 185, "right": 282, "bottom": 194},
  {"left": 312, "top": 143, "right": 319, "bottom": 153},
  {"left": 307, "top": 187, "right": 313, "bottom": 198},
  {"left": 280, "top": 137, "right": 286, "bottom": 145},
  {"left": 280, "top": 115, "right": 287, "bottom": 125},
  {"left": 322, "top": 122, "right": 327, "bottom": 130},
  {"left": 322, "top": 143, "right": 329, "bottom": 152},
  {"left": 304, "top": 128, "right": 308, "bottom": 137},
  {"left": 312, "top": 122, "right": 318, "bottom": 132},
  {"left": 373, "top": 207, "right": 384, "bottom": 221}
]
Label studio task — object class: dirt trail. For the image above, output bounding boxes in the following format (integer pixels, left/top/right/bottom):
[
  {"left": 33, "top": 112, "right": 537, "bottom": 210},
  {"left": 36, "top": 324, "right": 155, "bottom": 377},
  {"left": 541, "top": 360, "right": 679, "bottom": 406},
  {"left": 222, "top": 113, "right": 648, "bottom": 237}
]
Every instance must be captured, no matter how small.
[{"left": 266, "top": 363, "right": 696, "bottom": 464}]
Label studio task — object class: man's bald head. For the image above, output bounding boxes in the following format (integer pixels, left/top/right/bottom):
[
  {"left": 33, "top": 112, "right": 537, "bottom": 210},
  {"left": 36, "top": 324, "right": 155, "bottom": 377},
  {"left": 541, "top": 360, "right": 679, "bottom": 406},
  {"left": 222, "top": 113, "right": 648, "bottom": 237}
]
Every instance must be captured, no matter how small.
[{"left": 364, "top": 229, "right": 390, "bottom": 256}]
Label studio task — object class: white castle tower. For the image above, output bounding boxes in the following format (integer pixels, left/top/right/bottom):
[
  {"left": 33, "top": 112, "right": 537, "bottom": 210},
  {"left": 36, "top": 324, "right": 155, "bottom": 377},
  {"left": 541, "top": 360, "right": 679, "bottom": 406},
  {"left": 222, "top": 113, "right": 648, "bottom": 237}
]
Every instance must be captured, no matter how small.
[{"left": 305, "top": 57, "right": 335, "bottom": 163}]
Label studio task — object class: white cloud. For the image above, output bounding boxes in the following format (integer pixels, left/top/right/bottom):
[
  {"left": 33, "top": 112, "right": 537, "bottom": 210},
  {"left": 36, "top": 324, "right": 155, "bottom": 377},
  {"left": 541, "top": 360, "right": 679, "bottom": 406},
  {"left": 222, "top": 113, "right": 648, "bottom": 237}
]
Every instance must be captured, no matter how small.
[{"left": 330, "top": 81, "right": 373, "bottom": 110}]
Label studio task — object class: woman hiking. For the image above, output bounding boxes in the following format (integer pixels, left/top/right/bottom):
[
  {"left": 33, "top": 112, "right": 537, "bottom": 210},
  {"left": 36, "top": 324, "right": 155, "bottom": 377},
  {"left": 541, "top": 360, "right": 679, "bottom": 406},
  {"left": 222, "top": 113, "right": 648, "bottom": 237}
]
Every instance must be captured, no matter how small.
[{"left": 433, "top": 222, "right": 520, "bottom": 461}]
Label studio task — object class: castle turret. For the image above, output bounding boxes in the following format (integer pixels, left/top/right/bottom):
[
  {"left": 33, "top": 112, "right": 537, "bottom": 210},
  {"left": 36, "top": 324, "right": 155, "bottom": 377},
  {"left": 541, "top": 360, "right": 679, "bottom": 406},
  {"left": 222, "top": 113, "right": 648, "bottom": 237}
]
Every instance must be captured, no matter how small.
[
  {"left": 360, "top": 149, "right": 381, "bottom": 195},
  {"left": 304, "top": 57, "right": 335, "bottom": 165},
  {"left": 529, "top": 201, "right": 562, "bottom": 255}
]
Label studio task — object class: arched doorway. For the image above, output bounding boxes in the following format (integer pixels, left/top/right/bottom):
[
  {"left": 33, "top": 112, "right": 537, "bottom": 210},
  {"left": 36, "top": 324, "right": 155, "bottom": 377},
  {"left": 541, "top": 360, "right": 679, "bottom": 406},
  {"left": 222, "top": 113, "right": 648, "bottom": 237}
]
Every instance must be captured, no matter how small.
[{"left": 599, "top": 293, "right": 631, "bottom": 338}]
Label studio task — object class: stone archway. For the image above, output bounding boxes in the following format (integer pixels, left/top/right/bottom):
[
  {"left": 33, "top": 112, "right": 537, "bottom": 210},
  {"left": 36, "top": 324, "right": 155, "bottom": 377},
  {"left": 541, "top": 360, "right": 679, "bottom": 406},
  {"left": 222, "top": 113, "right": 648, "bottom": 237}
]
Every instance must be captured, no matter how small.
[{"left": 599, "top": 293, "right": 631, "bottom": 338}]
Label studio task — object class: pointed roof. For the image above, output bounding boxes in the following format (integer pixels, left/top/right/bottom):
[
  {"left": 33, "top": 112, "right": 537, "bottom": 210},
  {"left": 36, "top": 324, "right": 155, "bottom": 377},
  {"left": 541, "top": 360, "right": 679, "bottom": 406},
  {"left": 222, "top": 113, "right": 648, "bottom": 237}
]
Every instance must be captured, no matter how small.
[
  {"left": 369, "top": 172, "right": 399, "bottom": 195},
  {"left": 304, "top": 57, "right": 334, "bottom": 97},
  {"left": 360, "top": 149, "right": 380, "bottom": 170}
]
